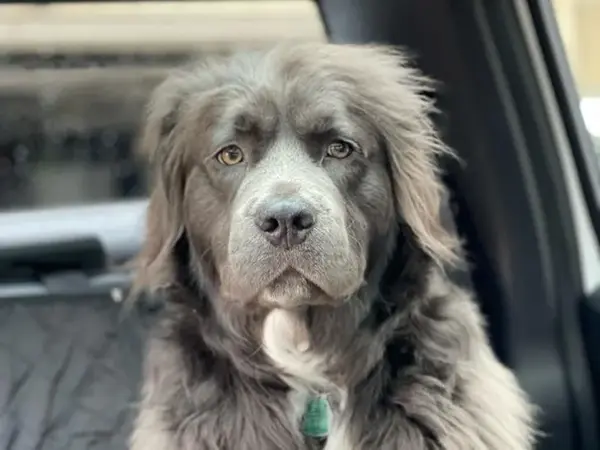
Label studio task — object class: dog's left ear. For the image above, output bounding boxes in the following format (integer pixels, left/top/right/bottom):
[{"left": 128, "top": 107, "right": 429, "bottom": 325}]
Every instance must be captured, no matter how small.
[
  {"left": 130, "top": 75, "right": 188, "bottom": 296},
  {"left": 359, "top": 46, "right": 461, "bottom": 268}
]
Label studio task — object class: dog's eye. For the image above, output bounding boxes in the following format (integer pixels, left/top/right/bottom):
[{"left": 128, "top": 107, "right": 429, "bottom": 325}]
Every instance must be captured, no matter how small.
[
  {"left": 216, "top": 145, "right": 244, "bottom": 166},
  {"left": 326, "top": 140, "right": 354, "bottom": 159}
]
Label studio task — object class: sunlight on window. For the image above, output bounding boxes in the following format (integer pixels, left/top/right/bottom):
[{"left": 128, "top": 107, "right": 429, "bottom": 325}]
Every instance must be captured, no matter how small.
[
  {"left": 581, "top": 98, "right": 600, "bottom": 137},
  {"left": 553, "top": 0, "right": 600, "bottom": 142}
]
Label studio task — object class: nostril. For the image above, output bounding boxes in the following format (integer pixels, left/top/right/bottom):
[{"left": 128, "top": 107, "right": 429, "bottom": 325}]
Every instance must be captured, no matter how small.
[
  {"left": 292, "top": 211, "right": 314, "bottom": 231},
  {"left": 259, "top": 217, "right": 280, "bottom": 233},
  {"left": 255, "top": 198, "right": 316, "bottom": 248}
]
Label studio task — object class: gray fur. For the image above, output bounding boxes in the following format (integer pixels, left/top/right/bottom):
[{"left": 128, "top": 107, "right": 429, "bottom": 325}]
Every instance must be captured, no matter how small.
[{"left": 130, "top": 43, "right": 537, "bottom": 450}]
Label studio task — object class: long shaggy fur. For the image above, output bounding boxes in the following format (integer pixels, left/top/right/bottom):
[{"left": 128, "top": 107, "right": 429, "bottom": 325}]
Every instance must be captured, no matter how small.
[{"left": 130, "top": 43, "right": 537, "bottom": 450}]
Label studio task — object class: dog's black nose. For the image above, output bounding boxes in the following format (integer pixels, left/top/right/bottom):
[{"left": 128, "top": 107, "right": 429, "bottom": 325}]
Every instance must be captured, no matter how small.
[{"left": 255, "top": 199, "right": 315, "bottom": 249}]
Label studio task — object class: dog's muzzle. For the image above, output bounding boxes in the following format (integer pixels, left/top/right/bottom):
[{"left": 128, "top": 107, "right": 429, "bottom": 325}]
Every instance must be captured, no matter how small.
[{"left": 221, "top": 146, "right": 366, "bottom": 306}]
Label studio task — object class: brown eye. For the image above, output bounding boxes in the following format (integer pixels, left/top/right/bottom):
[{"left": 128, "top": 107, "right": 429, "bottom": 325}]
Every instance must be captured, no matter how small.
[
  {"left": 326, "top": 140, "right": 354, "bottom": 159},
  {"left": 216, "top": 145, "right": 244, "bottom": 166}
]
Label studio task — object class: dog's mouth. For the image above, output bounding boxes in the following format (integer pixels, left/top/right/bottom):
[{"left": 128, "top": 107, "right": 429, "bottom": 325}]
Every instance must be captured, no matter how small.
[
  {"left": 222, "top": 208, "right": 367, "bottom": 304},
  {"left": 257, "top": 269, "right": 332, "bottom": 309}
]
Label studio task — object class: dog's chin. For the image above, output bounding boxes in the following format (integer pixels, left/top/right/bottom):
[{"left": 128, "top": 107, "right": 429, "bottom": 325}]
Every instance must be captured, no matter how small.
[
  {"left": 257, "top": 270, "right": 335, "bottom": 310},
  {"left": 219, "top": 251, "right": 366, "bottom": 307}
]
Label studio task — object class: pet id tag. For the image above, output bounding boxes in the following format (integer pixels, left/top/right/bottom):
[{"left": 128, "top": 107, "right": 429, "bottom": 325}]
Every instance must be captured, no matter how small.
[{"left": 301, "top": 395, "right": 331, "bottom": 438}]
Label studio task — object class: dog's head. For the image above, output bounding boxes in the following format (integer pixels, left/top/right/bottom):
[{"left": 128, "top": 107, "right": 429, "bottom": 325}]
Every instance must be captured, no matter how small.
[{"left": 134, "top": 44, "right": 459, "bottom": 310}]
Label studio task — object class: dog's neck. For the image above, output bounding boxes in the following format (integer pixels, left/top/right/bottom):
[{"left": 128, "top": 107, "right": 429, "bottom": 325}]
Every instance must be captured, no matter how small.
[
  {"left": 167, "top": 227, "right": 430, "bottom": 395},
  {"left": 260, "top": 230, "right": 430, "bottom": 393}
]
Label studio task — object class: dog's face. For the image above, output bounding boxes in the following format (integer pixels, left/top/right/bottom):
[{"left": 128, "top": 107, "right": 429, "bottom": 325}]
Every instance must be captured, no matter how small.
[
  {"left": 135, "top": 44, "right": 459, "bottom": 310},
  {"left": 216, "top": 92, "right": 391, "bottom": 307}
]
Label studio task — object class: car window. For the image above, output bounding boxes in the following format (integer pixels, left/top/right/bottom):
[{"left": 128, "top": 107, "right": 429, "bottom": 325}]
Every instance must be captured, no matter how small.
[
  {"left": 553, "top": 0, "right": 600, "bottom": 152},
  {"left": 0, "top": 1, "right": 326, "bottom": 211}
]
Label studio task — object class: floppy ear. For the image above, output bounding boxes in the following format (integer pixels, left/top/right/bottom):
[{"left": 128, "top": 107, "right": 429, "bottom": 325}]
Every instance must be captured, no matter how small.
[
  {"left": 131, "top": 76, "right": 187, "bottom": 295},
  {"left": 360, "top": 46, "right": 461, "bottom": 268},
  {"left": 130, "top": 57, "right": 230, "bottom": 297}
]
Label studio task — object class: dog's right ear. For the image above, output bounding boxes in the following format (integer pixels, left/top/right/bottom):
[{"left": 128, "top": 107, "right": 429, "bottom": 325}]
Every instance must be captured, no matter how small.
[{"left": 131, "top": 76, "right": 188, "bottom": 296}]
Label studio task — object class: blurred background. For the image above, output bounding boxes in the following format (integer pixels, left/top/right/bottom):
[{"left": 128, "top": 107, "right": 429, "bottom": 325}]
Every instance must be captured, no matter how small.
[
  {"left": 0, "top": 0, "right": 594, "bottom": 213},
  {"left": 0, "top": 0, "right": 327, "bottom": 210}
]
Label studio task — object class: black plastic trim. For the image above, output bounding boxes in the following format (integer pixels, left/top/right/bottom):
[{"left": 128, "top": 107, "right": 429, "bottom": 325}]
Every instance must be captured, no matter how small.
[
  {"left": 483, "top": 2, "right": 598, "bottom": 448},
  {"left": 0, "top": 236, "right": 107, "bottom": 281},
  {"left": 0, "top": 270, "right": 130, "bottom": 300},
  {"left": 526, "top": 0, "right": 600, "bottom": 438}
]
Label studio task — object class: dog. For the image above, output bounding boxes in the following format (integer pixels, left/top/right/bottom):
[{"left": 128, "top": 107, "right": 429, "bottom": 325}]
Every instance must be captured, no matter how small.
[{"left": 129, "top": 43, "right": 537, "bottom": 450}]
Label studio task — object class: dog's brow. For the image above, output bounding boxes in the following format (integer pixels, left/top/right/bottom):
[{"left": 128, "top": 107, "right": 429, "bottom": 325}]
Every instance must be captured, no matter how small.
[
  {"left": 233, "top": 113, "right": 257, "bottom": 133},
  {"left": 232, "top": 106, "right": 278, "bottom": 137},
  {"left": 301, "top": 113, "right": 364, "bottom": 146},
  {"left": 310, "top": 116, "right": 335, "bottom": 134},
  {"left": 294, "top": 113, "right": 336, "bottom": 138}
]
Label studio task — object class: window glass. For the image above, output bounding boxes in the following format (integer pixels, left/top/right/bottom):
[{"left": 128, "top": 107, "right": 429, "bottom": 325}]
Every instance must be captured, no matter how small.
[
  {"left": 553, "top": 0, "right": 600, "bottom": 152},
  {"left": 0, "top": 1, "right": 326, "bottom": 211}
]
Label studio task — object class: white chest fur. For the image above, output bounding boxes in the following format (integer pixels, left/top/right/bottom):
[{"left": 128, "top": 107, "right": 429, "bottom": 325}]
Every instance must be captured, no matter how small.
[
  {"left": 262, "top": 308, "right": 331, "bottom": 389},
  {"left": 262, "top": 309, "right": 353, "bottom": 449}
]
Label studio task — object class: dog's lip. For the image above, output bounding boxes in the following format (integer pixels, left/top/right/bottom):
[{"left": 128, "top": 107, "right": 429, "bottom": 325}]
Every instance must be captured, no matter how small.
[
  {"left": 291, "top": 265, "right": 360, "bottom": 301},
  {"left": 280, "top": 266, "right": 332, "bottom": 295},
  {"left": 266, "top": 268, "right": 317, "bottom": 293},
  {"left": 284, "top": 269, "right": 359, "bottom": 307},
  {"left": 221, "top": 258, "right": 361, "bottom": 304},
  {"left": 258, "top": 268, "right": 334, "bottom": 307}
]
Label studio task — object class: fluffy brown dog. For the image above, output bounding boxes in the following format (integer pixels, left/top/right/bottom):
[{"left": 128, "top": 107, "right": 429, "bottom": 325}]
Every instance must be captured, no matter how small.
[{"left": 130, "top": 43, "right": 536, "bottom": 449}]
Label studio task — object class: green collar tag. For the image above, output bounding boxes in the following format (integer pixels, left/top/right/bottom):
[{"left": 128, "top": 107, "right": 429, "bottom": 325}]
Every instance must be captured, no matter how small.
[{"left": 301, "top": 396, "right": 331, "bottom": 438}]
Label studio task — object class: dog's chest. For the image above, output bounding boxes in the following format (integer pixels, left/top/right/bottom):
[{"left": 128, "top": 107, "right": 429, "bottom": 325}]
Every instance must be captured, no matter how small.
[
  {"left": 262, "top": 308, "right": 338, "bottom": 391},
  {"left": 263, "top": 309, "right": 350, "bottom": 449}
]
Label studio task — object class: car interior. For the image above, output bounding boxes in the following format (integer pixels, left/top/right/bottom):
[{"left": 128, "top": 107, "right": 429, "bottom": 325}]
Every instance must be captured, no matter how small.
[{"left": 1, "top": 1, "right": 599, "bottom": 449}]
